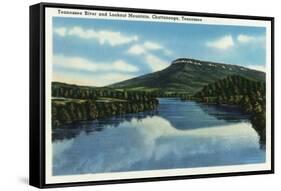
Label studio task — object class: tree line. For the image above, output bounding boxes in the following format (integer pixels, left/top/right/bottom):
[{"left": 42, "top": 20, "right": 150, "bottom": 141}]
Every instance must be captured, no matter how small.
[
  {"left": 52, "top": 82, "right": 157, "bottom": 102},
  {"left": 193, "top": 75, "right": 266, "bottom": 145},
  {"left": 52, "top": 99, "right": 159, "bottom": 128},
  {"left": 52, "top": 82, "right": 159, "bottom": 128}
]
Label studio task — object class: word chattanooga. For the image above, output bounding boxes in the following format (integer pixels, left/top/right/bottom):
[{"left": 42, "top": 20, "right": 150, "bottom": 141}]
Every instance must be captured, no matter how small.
[{"left": 57, "top": 9, "right": 202, "bottom": 22}]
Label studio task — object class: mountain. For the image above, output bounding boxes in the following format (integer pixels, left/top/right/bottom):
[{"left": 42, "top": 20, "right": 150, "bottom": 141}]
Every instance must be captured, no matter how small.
[{"left": 109, "top": 58, "right": 265, "bottom": 94}]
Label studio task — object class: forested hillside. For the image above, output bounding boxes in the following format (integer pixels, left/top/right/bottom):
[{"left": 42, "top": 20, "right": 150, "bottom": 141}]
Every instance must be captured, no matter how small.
[
  {"left": 52, "top": 82, "right": 159, "bottom": 127},
  {"left": 194, "top": 75, "right": 266, "bottom": 145},
  {"left": 110, "top": 58, "right": 265, "bottom": 94}
]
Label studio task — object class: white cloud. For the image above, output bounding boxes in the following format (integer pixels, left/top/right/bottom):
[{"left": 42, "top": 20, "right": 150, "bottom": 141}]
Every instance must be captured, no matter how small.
[
  {"left": 237, "top": 34, "right": 256, "bottom": 43},
  {"left": 144, "top": 41, "right": 173, "bottom": 56},
  {"left": 112, "top": 60, "right": 139, "bottom": 72},
  {"left": 127, "top": 44, "right": 147, "bottom": 55},
  {"left": 127, "top": 41, "right": 172, "bottom": 56},
  {"left": 237, "top": 34, "right": 265, "bottom": 47},
  {"left": 54, "top": 54, "right": 139, "bottom": 73},
  {"left": 127, "top": 41, "right": 171, "bottom": 72},
  {"left": 247, "top": 65, "right": 266, "bottom": 72},
  {"left": 143, "top": 41, "right": 163, "bottom": 50},
  {"left": 206, "top": 35, "right": 234, "bottom": 50},
  {"left": 145, "top": 54, "right": 169, "bottom": 72},
  {"left": 53, "top": 26, "right": 138, "bottom": 46},
  {"left": 54, "top": 27, "right": 67, "bottom": 37},
  {"left": 53, "top": 71, "right": 135, "bottom": 87}
]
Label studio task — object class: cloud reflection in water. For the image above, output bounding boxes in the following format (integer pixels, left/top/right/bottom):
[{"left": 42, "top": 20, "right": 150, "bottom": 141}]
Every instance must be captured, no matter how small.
[{"left": 53, "top": 116, "right": 264, "bottom": 175}]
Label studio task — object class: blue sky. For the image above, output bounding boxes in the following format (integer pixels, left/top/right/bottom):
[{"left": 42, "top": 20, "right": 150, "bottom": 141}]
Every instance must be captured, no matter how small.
[{"left": 53, "top": 17, "right": 266, "bottom": 87}]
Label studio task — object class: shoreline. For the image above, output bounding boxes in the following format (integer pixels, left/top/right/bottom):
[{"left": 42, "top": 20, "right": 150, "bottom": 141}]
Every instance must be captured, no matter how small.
[{"left": 52, "top": 98, "right": 159, "bottom": 128}]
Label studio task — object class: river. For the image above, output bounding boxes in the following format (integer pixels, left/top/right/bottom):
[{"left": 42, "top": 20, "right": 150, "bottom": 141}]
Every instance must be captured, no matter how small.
[{"left": 52, "top": 98, "right": 265, "bottom": 175}]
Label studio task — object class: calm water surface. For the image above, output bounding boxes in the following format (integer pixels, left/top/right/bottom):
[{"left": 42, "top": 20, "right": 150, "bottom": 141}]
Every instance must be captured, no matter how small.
[{"left": 52, "top": 98, "right": 265, "bottom": 175}]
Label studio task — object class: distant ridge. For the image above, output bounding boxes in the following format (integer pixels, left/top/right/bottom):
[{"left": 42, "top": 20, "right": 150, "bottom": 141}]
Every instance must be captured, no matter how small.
[{"left": 109, "top": 58, "right": 265, "bottom": 94}]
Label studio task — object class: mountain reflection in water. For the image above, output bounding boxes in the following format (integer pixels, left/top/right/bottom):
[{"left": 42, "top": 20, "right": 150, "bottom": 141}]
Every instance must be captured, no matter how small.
[{"left": 52, "top": 98, "right": 265, "bottom": 176}]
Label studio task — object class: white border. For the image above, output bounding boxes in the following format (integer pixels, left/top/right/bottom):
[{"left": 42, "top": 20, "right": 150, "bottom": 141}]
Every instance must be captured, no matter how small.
[{"left": 45, "top": 7, "right": 272, "bottom": 184}]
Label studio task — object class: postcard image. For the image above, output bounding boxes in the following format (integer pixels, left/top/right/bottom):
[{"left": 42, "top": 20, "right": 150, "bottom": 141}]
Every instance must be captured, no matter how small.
[{"left": 41, "top": 6, "right": 273, "bottom": 185}]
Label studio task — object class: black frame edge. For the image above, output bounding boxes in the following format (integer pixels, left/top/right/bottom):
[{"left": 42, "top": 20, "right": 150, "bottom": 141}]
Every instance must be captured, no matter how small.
[
  {"left": 43, "top": 170, "right": 274, "bottom": 189},
  {"left": 29, "top": 3, "right": 45, "bottom": 189},
  {"left": 30, "top": 2, "right": 275, "bottom": 189},
  {"left": 270, "top": 17, "right": 275, "bottom": 174}
]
